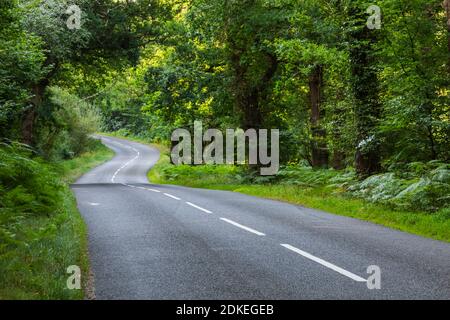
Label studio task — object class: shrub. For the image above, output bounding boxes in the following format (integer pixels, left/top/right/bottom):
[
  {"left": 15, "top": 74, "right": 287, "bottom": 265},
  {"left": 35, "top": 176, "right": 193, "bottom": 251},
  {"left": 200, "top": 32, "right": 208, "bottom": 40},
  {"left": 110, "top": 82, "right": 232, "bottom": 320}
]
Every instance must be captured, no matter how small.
[
  {"left": 348, "top": 162, "right": 450, "bottom": 212},
  {"left": 160, "top": 163, "right": 243, "bottom": 186},
  {"left": 275, "top": 162, "right": 449, "bottom": 212},
  {"left": 36, "top": 86, "right": 101, "bottom": 160},
  {"left": 277, "top": 165, "right": 356, "bottom": 187},
  {"left": 0, "top": 142, "right": 63, "bottom": 256}
]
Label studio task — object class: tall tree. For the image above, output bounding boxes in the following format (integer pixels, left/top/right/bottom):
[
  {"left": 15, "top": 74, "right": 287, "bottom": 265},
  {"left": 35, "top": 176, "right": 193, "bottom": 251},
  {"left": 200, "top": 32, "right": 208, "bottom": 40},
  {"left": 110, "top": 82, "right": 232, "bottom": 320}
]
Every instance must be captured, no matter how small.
[
  {"left": 189, "top": 0, "right": 293, "bottom": 130},
  {"left": 378, "top": 0, "right": 449, "bottom": 163},
  {"left": 19, "top": 0, "right": 170, "bottom": 145},
  {"left": 445, "top": 0, "right": 450, "bottom": 57},
  {"left": 308, "top": 64, "right": 329, "bottom": 167},
  {"left": 0, "top": 0, "right": 46, "bottom": 140},
  {"left": 348, "top": 1, "right": 382, "bottom": 176}
]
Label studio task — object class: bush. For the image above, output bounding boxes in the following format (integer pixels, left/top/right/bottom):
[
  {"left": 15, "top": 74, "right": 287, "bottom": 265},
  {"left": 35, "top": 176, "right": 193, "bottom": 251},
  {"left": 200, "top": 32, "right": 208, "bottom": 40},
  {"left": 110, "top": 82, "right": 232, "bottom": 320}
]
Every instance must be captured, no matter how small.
[
  {"left": 160, "top": 163, "right": 244, "bottom": 186},
  {"left": 348, "top": 162, "right": 450, "bottom": 212},
  {"left": 36, "top": 86, "right": 101, "bottom": 160},
  {"left": 0, "top": 140, "right": 102, "bottom": 299},
  {"left": 277, "top": 165, "right": 356, "bottom": 187},
  {"left": 0, "top": 142, "right": 63, "bottom": 256},
  {"left": 276, "top": 162, "right": 449, "bottom": 212}
]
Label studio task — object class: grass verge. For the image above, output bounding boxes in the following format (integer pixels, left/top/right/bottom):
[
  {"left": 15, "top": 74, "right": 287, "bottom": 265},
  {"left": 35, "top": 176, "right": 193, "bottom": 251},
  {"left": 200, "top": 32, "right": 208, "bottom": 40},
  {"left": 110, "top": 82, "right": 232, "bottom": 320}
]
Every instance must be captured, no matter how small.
[
  {"left": 149, "top": 148, "right": 450, "bottom": 243},
  {"left": 0, "top": 141, "right": 114, "bottom": 299}
]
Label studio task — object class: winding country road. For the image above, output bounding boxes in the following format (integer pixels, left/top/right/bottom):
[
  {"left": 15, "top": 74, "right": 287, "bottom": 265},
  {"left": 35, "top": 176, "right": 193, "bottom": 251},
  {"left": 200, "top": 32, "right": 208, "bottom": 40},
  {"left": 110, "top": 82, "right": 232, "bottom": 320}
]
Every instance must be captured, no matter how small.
[{"left": 71, "top": 136, "right": 450, "bottom": 300}]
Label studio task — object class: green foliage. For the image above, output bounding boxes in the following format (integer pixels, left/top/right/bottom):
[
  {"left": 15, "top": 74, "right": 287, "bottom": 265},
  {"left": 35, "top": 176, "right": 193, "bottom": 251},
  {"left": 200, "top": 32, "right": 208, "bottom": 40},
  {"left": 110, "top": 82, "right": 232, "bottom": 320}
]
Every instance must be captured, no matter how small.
[
  {"left": 163, "top": 164, "right": 243, "bottom": 184},
  {"left": 277, "top": 166, "right": 356, "bottom": 187},
  {"left": 349, "top": 162, "right": 450, "bottom": 212},
  {"left": 21, "top": 0, "right": 170, "bottom": 69},
  {"left": 22, "top": 0, "right": 91, "bottom": 63},
  {"left": 0, "top": 0, "right": 173, "bottom": 150},
  {"left": 0, "top": 0, "right": 46, "bottom": 139},
  {"left": 0, "top": 140, "right": 113, "bottom": 299},
  {"left": 35, "top": 87, "right": 101, "bottom": 160},
  {"left": 96, "top": 0, "right": 448, "bottom": 175},
  {"left": 378, "top": 0, "right": 450, "bottom": 163},
  {"left": 148, "top": 152, "right": 244, "bottom": 187},
  {"left": 0, "top": 142, "right": 63, "bottom": 257},
  {"left": 275, "top": 161, "right": 450, "bottom": 212},
  {"left": 0, "top": 188, "right": 86, "bottom": 299}
]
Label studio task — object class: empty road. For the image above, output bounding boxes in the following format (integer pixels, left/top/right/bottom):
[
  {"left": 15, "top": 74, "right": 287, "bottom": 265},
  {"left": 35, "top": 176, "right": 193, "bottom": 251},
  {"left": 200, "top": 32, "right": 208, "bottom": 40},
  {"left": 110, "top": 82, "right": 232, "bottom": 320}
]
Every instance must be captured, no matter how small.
[{"left": 72, "top": 136, "right": 450, "bottom": 299}]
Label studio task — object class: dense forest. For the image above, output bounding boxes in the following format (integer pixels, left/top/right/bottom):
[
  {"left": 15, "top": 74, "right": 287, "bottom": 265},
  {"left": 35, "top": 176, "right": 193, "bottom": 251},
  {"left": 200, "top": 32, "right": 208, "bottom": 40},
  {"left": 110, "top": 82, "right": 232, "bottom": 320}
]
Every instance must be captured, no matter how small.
[
  {"left": 2, "top": 0, "right": 449, "bottom": 166},
  {"left": 0, "top": 0, "right": 449, "bottom": 298}
]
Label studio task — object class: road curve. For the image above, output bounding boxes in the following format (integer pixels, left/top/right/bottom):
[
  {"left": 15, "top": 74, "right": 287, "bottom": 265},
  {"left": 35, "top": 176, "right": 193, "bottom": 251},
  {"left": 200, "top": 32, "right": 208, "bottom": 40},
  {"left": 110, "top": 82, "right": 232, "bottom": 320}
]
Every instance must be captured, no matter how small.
[{"left": 72, "top": 136, "right": 450, "bottom": 300}]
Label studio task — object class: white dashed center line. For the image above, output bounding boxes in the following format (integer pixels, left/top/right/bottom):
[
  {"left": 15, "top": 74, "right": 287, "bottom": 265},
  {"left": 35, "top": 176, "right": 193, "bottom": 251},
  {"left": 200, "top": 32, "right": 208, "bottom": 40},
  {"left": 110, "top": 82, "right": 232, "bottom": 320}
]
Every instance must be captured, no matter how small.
[
  {"left": 125, "top": 184, "right": 162, "bottom": 193},
  {"left": 281, "top": 244, "right": 367, "bottom": 282},
  {"left": 220, "top": 218, "right": 266, "bottom": 236},
  {"left": 164, "top": 193, "right": 181, "bottom": 200},
  {"left": 186, "top": 202, "right": 213, "bottom": 214},
  {"left": 111, "top": 150, "right": 140, "bottom": 183}
]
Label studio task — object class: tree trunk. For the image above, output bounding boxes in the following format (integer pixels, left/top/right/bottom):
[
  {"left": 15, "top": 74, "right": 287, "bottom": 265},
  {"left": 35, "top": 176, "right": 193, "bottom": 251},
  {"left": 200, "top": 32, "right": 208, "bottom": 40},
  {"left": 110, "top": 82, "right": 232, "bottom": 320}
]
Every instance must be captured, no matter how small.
[
  {"left": 332, "top": 150, "right": 345, "bottom": 170},
  {"left": 21, "top": 108, "right": 35, "bottom": 146},
  {"left": 22, "top": 83, "right": 46, "bottom": 145},
  {"left": 309, "top": 65, "right": 329, "bottom": 168},
  {"left": 230, "top": 51, "right": 278, "bottom": 130},
  {"left": 349, "top": 4, "right": 382, "bottom": 177},
  {"left": 242, "top": 90, "right": 263, "bottom": 130},
  {"left": 229, "top": 49, "right": 278, "bottom": 174},
  {"left": 443, "top": 0, "right": 450, "bottom": 54}
]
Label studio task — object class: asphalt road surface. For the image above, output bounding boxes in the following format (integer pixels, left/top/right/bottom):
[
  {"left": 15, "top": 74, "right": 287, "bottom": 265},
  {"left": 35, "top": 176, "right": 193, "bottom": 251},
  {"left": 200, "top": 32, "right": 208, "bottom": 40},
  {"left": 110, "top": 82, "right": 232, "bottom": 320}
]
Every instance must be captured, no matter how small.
[{"left": 72, "top": 136, "right": 450, "bottom": 300}]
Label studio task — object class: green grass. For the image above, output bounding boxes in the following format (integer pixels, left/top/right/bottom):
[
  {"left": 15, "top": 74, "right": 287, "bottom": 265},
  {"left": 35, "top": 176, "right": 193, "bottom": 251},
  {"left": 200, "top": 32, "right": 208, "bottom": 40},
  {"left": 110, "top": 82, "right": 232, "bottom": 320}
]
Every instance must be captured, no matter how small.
[
  {"left": 147, "top": 146, "right": 450, "bottom": 243},
  {"left": 57, "top": 142, "right": 115, "bottom": 184},
  {"left": 224, "top": 186, "right": 450, "bottom": 242},
  {"left": 0, "top": 142, "right": 114, "bottom": 300}
]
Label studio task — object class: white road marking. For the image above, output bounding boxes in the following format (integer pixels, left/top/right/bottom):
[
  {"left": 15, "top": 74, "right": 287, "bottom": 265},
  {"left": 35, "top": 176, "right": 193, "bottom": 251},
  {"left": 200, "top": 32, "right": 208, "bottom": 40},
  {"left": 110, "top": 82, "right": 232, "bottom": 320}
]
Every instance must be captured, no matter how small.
[
  {"left": 88, "top": 202, "right": 100, "bottom": 206},
  {"left": 186, "top": 202, "right": 212, "bottom": 214},
  {"left": 220, "top": 218, "right": 266, "bottom": 236},
  {"left": 124, "top": 183, "right": 161, "bottom": 193},
  {"left": 103, "top": 139, "right": 164, "bottom": 193},
  {"left": 164, "top": 193, "right": 181, "bottom": 200},
  {"left": 111, "top": 148, "right": 140, "bottom": 183},
  {"left": 280, "top": 244, "right": 367, "bottom": 282}
]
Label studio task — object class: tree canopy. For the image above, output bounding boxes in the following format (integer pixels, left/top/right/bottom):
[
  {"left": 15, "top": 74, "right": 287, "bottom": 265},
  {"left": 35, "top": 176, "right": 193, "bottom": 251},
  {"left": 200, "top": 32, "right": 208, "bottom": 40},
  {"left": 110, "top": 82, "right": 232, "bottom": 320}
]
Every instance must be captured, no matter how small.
[{"left": 1, "top": 0, "right": 449, "bottom": 171}]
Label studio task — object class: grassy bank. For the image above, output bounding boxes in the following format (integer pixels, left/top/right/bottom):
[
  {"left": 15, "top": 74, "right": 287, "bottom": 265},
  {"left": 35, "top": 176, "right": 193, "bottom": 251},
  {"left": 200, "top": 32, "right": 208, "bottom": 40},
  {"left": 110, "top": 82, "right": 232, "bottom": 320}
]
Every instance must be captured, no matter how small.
[
  {"left": 148, "top": 148, "right": 450, "bottom": 243},
  {"left": 0, "top": 141, "right": 114, "bottom": 299}
]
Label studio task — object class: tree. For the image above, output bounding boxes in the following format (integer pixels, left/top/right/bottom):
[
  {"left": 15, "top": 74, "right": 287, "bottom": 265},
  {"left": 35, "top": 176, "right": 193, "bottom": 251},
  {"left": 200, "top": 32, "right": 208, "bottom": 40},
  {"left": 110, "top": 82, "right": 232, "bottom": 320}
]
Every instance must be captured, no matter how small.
[
  {"left": 347, "top": 0, "right": 382, "bottom": 176},
  {"left": 378, "top": 0, "right": 449, "bottom": 163},
  {"left": 274, "top": 0, "right": 347, "bottom": 168},
  {"left": 19, "top": 0, "right": 171, "bottom": 145},
  {"left": 188, "top": 0, "right": 295, "bottom": 130},
  {"left": 0, "top": 0, "right": 46, "bottom": 140}
]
